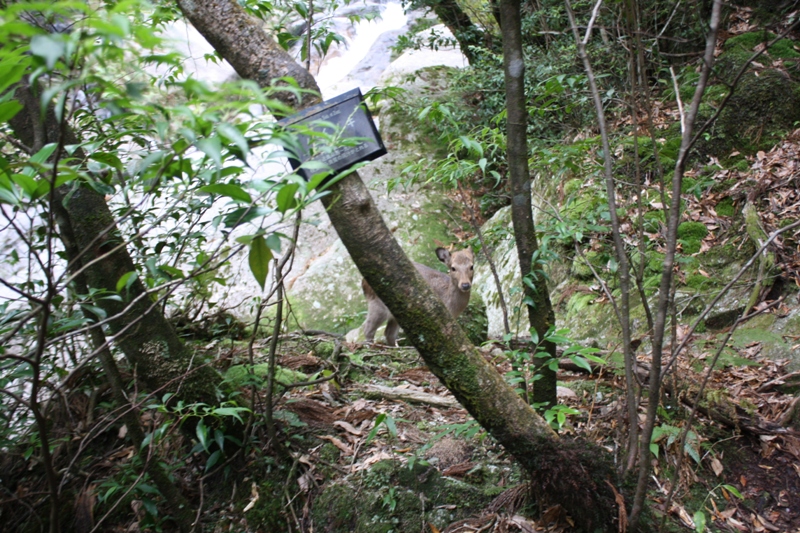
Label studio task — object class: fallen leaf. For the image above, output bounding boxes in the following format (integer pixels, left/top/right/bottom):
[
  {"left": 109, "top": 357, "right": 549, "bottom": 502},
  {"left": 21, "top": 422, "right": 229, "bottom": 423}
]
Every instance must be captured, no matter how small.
[
  {"left": 318, "top": 435, "right": 353, "bottom": 455},
  {"left": 710, "top": 456, "right": 724, "bottom": 476},
  {"left": 333, "top": 420, "right": 362, "bottom": 436}
]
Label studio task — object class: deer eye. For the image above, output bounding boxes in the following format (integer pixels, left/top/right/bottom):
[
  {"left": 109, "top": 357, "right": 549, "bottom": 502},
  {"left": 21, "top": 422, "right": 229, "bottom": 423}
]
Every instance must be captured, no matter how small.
[{"left": 451, "top": 267, "right": 456, "bottom": 271}]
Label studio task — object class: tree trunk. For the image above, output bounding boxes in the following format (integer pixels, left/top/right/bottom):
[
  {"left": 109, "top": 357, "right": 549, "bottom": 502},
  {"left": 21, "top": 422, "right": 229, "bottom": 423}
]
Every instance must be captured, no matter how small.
[
  {"left": 176, "top": 0, "right": 619, "bottom": 528},
  {"left": 424, "top": 0, "right": 485, "bottom": 65},
  {"left": 175, "top": 0, "right": 320, "bottom": 109},
  {"left": 498, "top": 0, "right": 557, "bottom": 407},
  {"left": 10, "top": 79, "right": 224, "bottom": 415}
]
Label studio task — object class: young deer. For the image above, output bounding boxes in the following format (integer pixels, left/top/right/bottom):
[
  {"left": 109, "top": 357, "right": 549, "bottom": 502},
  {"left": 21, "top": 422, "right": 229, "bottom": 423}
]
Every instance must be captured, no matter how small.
[{"left": 361, "top": 247, "right": 475, "bottom": 346}]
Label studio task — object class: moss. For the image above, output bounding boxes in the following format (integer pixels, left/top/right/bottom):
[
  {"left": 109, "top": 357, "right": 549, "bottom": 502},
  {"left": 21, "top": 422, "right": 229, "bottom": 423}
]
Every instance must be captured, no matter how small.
[
  {"left": 571, "top": 250, "right": 607, "bottom": 280},
  {"left": 677, "top": 222, "right": 708, "bottom": 254},
  {"left": 563, "top": 178, "right": 582, "bottom": 197},
  {"left": 684, "top": 273, "right": 715, "bottom": 291},
  {"left": 647, "top": 251, "right": 666, "bottom": 274},
  {"left": 723, "top": 31, "right": 778, "bottom": 52},
  {"left": 724, "top": 32, "right": 799, "bottom": 59},
  {"left": 715, "top": 197, "right": 735, "bottom": 217},
  {"left": 707, "top": 69, "right": 800, "bottom": 156},
  {"left": 224, "top": 364, "right": 308, "bottom": 388},
  {"left": 312, "top": 459, "right": 502, "bottom": 533},
  {"left": 643, "top": 210, "right": 665, "bottom": 233},
  {"left": 245, "top": 477, "right": 293, "bottom": 531},
  {"left": 314, "top": 341, "right": 336, "bottom": 359}
]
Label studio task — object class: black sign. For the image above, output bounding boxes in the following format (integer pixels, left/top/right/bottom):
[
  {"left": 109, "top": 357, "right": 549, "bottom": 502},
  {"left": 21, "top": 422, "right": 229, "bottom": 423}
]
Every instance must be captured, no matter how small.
[{"left": 278, "top": 88, "right": 387, "bottom": 181}]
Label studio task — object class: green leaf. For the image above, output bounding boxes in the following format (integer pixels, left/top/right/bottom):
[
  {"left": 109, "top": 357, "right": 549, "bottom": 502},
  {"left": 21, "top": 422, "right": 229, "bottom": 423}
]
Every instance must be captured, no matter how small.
[
  {"left": 248, "top": 235, "right": 272, "bottom": 290},
  {"left": 90, "top": 153, "right": 124, "bottom": 174},
  {"left": 116, "top": 272, "right": 137, "bottom": 293},
  {"left": 200, "top": 183, "right": 252, "bottom": 203},
  {"left": 80, "top": 304, "right": 107, "bottom": 320},
  {"left": 30, "top": 34, "right": 66, "bottom": 70},
  {"left": 10, "top": 173, "right": 37, "bottom": 196},
  {"left": 205, "top": 450, "right": 221, "bottom": 472},
  {"left": 365, "top": 413, "right": 386, "bottom": 444},
  {"left": 569, "top": 355, "right": 593, "bottom": 373},
  {"left": 692, "top": 510, "right": 706, "bottom": 533},
  {"left": 384, "top": 415, "right": 397, "bottom": 438},
  {"left": 584, "top": 354, "right": 607, "bottom": 365},
  {"left": 213, "top": 407, "right": 248, "bottom": 423},
  {"left": 223, "top": 206, "right": 272, "bottom": 228},
  {"left": 214, "top": 428, "right": 225, "bottom": 452},
  {"left": 722, "top": 484, "right": 743, "bottom": 499},
  {"left": 196, "top": 419, "right": 209, "bottom": 452},
  {"left": 266, "top": 233, "right": 282, "bottom": 253},
  {"left": 275, "top": 182, "right": 299, "bottom": 213},
  {"left": 137, "top": 483, "right": 160, "bottom": 495},
  {"left": 141, "top": 498, "right": 158, "bottom": 517},
  {"left": 0, "top": 176, "right": 20, "bottom": 205},
  {"left": 0, "top": 100, "right": 22, "bottom": 123},
  {"left": 218, "top": 123, "right": 249, "bottom": 159},
  {"left": 196, "top": 136, "right": 222, "bottom": 169},
  {"left": 649, "top": 442, "right": 659, "bottom": 458}
]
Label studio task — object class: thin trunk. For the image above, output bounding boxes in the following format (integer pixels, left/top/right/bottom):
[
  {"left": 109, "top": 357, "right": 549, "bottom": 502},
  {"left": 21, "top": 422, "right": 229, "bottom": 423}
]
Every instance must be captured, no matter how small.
[
  {"left": 499, "top": 0, "right": 556, "bottom": 407},
  {"left": 628, "top": 1, "right": 722, "bottom": 529}
]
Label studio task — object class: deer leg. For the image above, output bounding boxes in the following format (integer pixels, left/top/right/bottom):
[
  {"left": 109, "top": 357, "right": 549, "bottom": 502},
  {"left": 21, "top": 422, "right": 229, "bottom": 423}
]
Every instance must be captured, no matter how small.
[
  {"left": 384, "top": 317, "right": 400, "bottom": 347},
  {"left": 363, "top": 299, "right": 390, "bottom": 343}
]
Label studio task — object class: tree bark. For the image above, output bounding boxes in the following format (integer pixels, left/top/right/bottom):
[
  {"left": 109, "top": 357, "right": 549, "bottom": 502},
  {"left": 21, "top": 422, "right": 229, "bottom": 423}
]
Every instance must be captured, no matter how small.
[
  {"left": 10, "top": 79, "right": 223, "bottom": 415},
  {"left": 175, "top": 0, "right": 320, "bottom": 109},
  {"left": 498, "top": 0, "right": 557, "bottom": 407},
  {"left": 177, "top": 0, "right": 619, "bottom": 528}
]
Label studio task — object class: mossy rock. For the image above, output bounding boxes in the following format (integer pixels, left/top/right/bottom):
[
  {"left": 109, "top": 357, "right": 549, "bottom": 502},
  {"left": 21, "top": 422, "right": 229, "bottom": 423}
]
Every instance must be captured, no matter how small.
[
  {"left": 702, "top": 69, "right": 800, "bottom": 156},
  {"left": 311, "top": 459, "right": 506, "bottom": 533},
  {"left": 718, "top": 32, "right": 800, "bottom": 76}
]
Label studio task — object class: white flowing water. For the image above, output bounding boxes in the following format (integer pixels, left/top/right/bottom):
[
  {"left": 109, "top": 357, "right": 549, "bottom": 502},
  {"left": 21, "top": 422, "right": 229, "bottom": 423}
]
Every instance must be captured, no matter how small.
[{"left": 314, "top": 1, "right": 408, "bottom": 97}]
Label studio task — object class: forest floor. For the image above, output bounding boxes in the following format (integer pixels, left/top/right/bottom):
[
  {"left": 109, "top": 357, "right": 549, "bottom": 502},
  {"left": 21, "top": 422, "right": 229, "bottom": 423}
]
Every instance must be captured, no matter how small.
[{"left": 184, "top": 324, "right": 800, "bottom": 533}]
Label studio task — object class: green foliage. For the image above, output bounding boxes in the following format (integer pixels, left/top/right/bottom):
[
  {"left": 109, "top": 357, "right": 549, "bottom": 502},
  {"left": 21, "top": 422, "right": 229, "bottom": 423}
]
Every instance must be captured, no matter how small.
[
  {"left": 649, "top": 423, "right": 701, "bottom": 464},
  {"left": 504, "top": 327, "right": 604, "bottom": 408},
  {"left": 0, "top": 1, "right": 377, "bottom": 528},
  {"left": 365, "top": 412, "right": 398, "bottom": 444}
]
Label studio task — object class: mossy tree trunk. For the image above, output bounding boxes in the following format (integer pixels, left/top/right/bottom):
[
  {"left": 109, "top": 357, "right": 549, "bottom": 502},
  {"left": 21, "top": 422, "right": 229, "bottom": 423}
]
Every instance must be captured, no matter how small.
[
  {"left": 422, "top": 0, "right": 486, "bottom": 65},
  {"left": 176, "top": 0, "right": 619, "bottom": 528},
  {"left": 10, "top": 78, "right": 223, "bottom": 415},
  {"left": 498, "top": 0, "right": 557, "bottom": 407}
]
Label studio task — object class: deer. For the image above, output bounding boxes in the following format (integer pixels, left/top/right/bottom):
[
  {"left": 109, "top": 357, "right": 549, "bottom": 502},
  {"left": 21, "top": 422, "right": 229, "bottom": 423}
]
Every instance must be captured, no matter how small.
[{"left": 361, "top": 247, "right": 475, "bottom": 346}]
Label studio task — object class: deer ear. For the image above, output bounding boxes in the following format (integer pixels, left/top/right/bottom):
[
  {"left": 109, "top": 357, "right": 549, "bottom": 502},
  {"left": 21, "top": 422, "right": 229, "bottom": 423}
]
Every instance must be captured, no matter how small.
[{"left": 435, "top": 247, "right": 451, "bottom": 265}]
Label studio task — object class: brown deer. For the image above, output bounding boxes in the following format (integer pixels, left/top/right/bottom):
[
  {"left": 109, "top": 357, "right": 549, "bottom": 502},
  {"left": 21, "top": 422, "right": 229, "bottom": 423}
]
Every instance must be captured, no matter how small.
[{"left": 361, "top": 247, "right": 475, "bottom": 346}]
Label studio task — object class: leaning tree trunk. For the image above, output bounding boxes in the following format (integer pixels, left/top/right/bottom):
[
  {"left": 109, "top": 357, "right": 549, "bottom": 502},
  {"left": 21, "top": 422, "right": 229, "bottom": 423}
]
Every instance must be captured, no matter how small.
[
  {"left": 176, "top": 0, "right": 619, "bottom": 528},
  {"left": 498, "top": 0, "right": 557, "bottom": 406},
  {"left": 423, "top": 0, "right": 486, "bottom": 65},
  {"left": 10, "top": 78, "right": 224, "bottom": 414}
]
